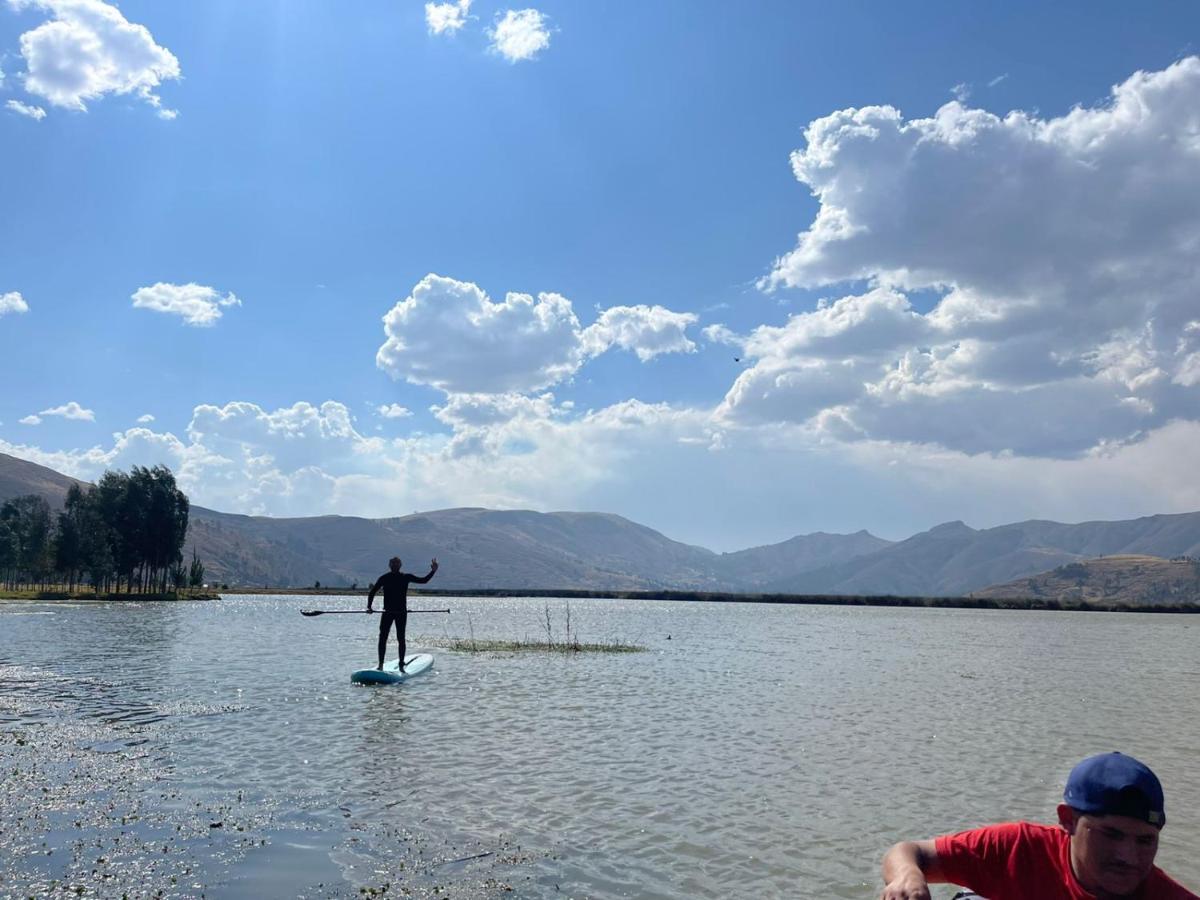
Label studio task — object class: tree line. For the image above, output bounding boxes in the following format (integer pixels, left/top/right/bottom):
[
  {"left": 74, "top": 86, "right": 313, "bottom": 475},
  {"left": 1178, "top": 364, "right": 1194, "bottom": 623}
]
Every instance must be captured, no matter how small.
[{"left": 0, "top": 465, "right": 204, "bottom": 594}]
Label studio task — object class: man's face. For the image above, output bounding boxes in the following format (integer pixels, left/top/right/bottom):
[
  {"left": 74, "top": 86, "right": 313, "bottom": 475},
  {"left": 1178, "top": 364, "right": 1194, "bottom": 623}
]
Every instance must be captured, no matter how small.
[
  {"left": 389, "top": 559, "right": 401, "bottom": 572},
  {"left": 1059, "top": 805, "right": 1160, "bottom": 897}
]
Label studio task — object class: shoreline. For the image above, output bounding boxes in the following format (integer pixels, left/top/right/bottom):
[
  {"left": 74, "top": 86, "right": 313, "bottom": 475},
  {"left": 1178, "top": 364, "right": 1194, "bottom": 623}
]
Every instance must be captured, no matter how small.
[
  {"left": 4, "top": 587, "right": 1196, "bottom": 613},
  {"left": 214, "top": 586, "right": 1200, "bottom": 614},
  {"left": 0, "top": 590, "right": 221, "bottom": 602}
]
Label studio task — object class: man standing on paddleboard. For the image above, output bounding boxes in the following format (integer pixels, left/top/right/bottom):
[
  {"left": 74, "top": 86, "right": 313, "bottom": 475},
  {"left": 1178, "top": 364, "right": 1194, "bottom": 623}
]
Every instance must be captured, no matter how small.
[
  {"left": 366, "top": 556, "right": 438, "bottom": 671},
  {"left": 879, "top": 751, "right": 1197, "bottom": 899}
]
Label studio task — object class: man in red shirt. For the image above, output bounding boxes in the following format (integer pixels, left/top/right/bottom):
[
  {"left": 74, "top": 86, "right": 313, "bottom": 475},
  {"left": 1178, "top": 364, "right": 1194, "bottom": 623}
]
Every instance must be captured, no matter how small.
[{"left": 880, "top": 752, "right": 1197, "bottom": 899}]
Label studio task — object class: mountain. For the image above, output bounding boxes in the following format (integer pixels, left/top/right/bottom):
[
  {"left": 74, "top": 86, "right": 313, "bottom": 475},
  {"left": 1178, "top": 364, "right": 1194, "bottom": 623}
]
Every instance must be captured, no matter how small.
[
  {"left": 7, "top": 450, "right": 1200, "bottom": 596},
  {"left": 770, "top": 514, "right": 1200, "bottom": 596},
  {"left": 0, "top": 452, "right": 83, "bottom": 507},
  {"left": 973, "top": 555, "right": 1200, "bottom": 606},
  {"left": 0, "top": 451, "right": 884, "bottom": 590},
  {"left": 713, "top": 530, "right": 891, "bottom": 589}
]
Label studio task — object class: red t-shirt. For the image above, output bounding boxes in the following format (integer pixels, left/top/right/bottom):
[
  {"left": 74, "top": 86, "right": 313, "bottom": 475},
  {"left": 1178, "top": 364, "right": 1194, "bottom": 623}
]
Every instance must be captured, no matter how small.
[{"left": 934, "top": 822, "right": 1197, "bottom": 900}]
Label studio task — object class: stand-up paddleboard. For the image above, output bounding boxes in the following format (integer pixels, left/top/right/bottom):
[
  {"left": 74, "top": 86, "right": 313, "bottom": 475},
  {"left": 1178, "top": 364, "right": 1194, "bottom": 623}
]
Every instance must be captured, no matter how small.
[{"left": 351, "top": 653, "right": 434, "bottom": 685}]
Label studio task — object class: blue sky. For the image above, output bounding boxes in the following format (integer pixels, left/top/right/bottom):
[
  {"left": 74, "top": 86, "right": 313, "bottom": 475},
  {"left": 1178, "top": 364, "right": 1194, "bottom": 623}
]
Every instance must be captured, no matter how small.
[{"left": 2, "top": 0, "right": 1200, "bottom": 550}]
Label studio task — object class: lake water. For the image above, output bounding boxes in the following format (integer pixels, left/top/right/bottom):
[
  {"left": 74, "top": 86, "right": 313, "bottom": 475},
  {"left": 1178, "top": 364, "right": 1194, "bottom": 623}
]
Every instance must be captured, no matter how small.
[{"left": 1, "top": 595, "right": 1198, "bottom": 898}]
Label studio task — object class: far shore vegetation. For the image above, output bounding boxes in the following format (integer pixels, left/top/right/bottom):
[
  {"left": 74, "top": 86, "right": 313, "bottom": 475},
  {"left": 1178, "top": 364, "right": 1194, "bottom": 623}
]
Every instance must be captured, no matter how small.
[{"left": 221, "top": 585, "right": 1200, "bottom": 614}]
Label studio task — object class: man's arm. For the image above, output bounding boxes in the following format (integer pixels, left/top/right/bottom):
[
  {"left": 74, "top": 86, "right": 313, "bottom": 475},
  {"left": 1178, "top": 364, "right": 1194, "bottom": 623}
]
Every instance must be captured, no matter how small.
[
  {"left": 880, "top": 840, "right": 947, "bottom": 900},
  {"left": 366, "top": 578, "right": 380, "bottom": 611},
  {"left": 410, "top": 558, "right": 438, "bottom": 585}
]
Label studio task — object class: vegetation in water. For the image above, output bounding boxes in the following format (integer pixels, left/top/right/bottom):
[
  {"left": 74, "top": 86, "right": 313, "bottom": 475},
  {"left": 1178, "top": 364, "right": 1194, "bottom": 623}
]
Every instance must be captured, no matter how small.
[{"left": 427, "top": 603, "right": 645, "bottom": 654}]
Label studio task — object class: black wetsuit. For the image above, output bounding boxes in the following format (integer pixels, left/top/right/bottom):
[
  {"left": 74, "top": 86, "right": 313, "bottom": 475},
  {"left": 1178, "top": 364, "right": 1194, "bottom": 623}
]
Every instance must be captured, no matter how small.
[{"left": 374, "top": 571, "right": 417, "bottom": 632}]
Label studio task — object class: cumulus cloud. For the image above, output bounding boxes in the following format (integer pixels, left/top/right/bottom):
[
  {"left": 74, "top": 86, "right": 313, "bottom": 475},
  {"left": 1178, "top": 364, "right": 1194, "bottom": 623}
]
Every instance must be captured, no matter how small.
[
  {"left": 137, "top": 413, "right": 155, "bottom": 423},
  {"left": 40, "top": 401, "right": 95, "bottom": 421},
  {"left": 377, "top": 403, "right": 412, "bottom": 419},
  {"left": 8, "top": 396, "right": 1200, "bottom": 550},
  {"left": 0, "top": 292, "right": 29, "bottom": 316},
  {"left": 376, "top": 274, "right": 698, "bottom": 395},
  {"left": 739, "top": 58, "right": 1200, "bottom": 458},
  {"left": 488, "top": 9, "right": 550, "bottom": 62},
  {"left": 18, "top": 402, "right": 95, "bottom": 425},
  {"left": 6, "top": 99, "right": 46, "bottom": 120},
  {"left": 425, "top": 0, "right": 471, "bottom": 35},
  {"left": 10, "top": 0, "right": 180, "bottom": 115},
  {"left": 131, "top": 282, "right": 241, "bottom": 327},
  {"left": 581, "top": 306, "right": 698, "bottom": 361}
]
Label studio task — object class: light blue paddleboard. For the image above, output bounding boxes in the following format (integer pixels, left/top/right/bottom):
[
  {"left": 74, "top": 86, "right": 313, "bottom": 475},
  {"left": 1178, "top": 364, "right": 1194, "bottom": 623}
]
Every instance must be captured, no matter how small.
[{"left": 351, "top": 653, "right": 434, "bottom": 685}]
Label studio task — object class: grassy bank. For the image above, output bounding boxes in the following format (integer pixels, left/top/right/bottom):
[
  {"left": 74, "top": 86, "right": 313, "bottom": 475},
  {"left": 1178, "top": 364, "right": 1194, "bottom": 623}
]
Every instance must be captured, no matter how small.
[{"left": 0, "top": 589, "right": 220, "bottom": 602}]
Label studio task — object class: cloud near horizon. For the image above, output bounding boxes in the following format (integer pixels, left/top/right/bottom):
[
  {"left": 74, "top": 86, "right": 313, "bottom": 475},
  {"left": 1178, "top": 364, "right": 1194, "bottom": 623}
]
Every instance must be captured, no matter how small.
[
  {"left": 5, "top": 397, "right": 1200, "bottom": 549},
  {"left": 720, "top": 57, "right": 1200, "bottom": 458}
]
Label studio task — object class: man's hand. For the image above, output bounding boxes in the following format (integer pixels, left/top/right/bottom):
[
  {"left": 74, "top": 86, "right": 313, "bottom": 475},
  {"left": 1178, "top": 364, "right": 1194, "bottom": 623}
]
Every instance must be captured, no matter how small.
[
  {"left": 879, "top": 840, "right": 941, "bottom": 900},
  {"left": 430, "top": 558, "right": 438, "bottom": 570},
  {"left": 880, "top": 871, "right": 931, "bottom": 900}
]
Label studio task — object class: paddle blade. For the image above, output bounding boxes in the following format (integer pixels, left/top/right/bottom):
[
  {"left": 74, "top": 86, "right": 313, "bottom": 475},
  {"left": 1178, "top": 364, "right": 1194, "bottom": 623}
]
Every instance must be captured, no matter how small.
[{"left": 300, "top": 609, "right": 323, "bottom": 616}]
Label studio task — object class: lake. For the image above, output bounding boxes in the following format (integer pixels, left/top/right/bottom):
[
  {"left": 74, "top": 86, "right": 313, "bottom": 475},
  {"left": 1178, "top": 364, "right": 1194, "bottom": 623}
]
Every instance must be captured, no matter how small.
[{"left": 2, "top": 595, "right": 1198, "bottom": 898}]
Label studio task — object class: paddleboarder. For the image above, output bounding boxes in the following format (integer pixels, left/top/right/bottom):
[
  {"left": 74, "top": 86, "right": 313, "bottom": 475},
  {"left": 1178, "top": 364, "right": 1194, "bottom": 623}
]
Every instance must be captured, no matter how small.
[{"left": 366, "top": 556, "right": 438, "bottom": 671}]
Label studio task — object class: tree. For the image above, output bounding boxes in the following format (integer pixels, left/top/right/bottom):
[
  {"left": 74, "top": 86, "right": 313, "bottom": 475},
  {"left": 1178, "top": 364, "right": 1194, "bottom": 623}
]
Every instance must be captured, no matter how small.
[
  {"left": 188, "top": 547, "right": 205, "bottom": 589},
  {"left": 1, "top": 495, "right": 53, "bottom": 587}
]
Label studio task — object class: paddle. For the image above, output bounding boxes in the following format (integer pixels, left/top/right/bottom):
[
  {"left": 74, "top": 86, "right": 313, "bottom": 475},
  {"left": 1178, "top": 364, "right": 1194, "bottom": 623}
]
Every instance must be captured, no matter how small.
[{"left": 300, "top": 608, "right": 451, "bottom": 616}]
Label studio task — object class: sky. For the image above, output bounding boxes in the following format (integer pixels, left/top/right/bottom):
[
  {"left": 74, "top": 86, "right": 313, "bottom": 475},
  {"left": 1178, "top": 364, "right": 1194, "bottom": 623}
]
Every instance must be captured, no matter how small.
[{"left": 2, "top": 0, "right": 1200, "bottom": 551}]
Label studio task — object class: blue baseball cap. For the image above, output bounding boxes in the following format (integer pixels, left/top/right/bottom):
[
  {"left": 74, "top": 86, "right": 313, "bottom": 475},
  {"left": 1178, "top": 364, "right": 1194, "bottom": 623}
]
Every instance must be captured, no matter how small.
[{"left": 1064, "top": 752, "right": 1165, "bottom": 827}]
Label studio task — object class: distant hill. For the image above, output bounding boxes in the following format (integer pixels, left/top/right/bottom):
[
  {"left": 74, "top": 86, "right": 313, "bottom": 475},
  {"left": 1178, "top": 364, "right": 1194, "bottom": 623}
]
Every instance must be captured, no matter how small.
[
  {"left": 0, "top": 451, "right": 886, "bottom": 590},
  {"left": 6, "top": 449, "right": 1200, "bottom": 597},
  {"left": 714, "top": 530, "right": 891, "bottom": 589},
  {"left": 0, "top": 452, "right": 83, "bottom": 507},
  {"left": 973, "top": 555, "right": 1200, "bottom": 606},
  {"left": 771, "top": 515, "right": 1200, "bottom": 597}
]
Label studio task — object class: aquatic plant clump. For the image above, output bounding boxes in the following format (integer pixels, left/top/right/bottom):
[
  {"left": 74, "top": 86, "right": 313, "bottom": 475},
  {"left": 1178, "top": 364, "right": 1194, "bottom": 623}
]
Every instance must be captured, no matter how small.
[
  {"left": 434, "top": 637, "right": 644, "bottom": 654},
  {"left": 425, "top": 602, "right": 646, "bottom": 654}
]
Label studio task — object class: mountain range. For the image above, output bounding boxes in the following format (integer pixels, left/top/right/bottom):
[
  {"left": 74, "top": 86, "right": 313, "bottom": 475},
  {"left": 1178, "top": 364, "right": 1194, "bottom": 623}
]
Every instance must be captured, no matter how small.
[{"left": 4, "top": 450, "right": 1199, "bottom": 596}]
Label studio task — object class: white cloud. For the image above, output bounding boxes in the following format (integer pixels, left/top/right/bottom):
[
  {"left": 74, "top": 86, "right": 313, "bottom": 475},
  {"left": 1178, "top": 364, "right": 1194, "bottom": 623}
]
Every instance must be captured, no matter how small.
[
  {"left": 488, "top": 9, "right": 550, "bottom": 62},
  {"left": 987, "top": 73, "right": 1009, "bottom": 88},
  {"left": 581, "top": 305, "right": 698, "bottom": 361},
  {"left": 136, "top": 413, "right": 155, "bottom": 423},
  {"left": 950, "top": 81, "right": 971, "bottom": 102},
  {"left": 6, "top": 99, "right": 46, "bottom": 120},
  {"left": 376, "top": 274, "right": 698, "bottom": 395},
  {"left": 7, "top": 396, "right": 1200, "bottom": 551},
  {"left": 37, "top": 401, "right": 95, "bottom": 421},
  {"left": 425, "top": 0, "right": 471, "bottom": 35},
  {"left": 377, "top": 403, "right": 412, "bottom": 419},
  {"left": 377, "top": 274, "right": 582, "bottom": 394},
  {"left": 10, "top": 0, "right": 180, "bottom": 115},
  {"left": 744, "top": 58, "right": 1200, "bottom": 458},
  {"left": 0, "top": 292, "right": 30, "bottom": 316},
  {"left": 131, "top": 282, "right": 241, "bottom": 327},
  {"left": 19, "top": 415, "right": 42, "bottom": 426}
]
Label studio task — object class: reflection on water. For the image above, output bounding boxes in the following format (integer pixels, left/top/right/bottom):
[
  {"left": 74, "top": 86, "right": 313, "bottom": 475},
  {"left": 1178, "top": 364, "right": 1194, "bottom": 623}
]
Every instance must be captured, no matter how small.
[{"left": 1, "top": 595, "right": 1198, "bottom": 898}]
